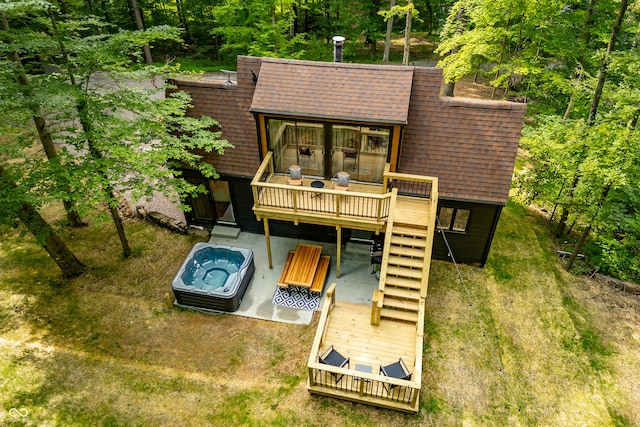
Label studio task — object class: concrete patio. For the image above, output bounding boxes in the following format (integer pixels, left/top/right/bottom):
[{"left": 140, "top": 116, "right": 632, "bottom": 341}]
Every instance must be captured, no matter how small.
[{"left": 206, "top": 229, "right": 380, "bottom": 325}]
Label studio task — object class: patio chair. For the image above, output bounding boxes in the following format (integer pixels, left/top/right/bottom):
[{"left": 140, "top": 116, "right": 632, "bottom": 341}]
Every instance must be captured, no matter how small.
[
  {"left": 342, "top": 148, "right": 358, "bottom": 171},
  {"left": 298, "top": 146, "right": 314, "bottom": 166},
  {"left": 319, "top": 345, "right": 350, "bottom": 384},
  {"left": 333, "top": 172, "right": 350, "bottom": 191},
  {"left": 287, "top": 165, "right": 303, "bottom": 186},
  {"left": 380, "top": 357, "right": 412, "bottom": 394},
  {"left": 370, "top": 239, "right": 383, "bottom": 274}
]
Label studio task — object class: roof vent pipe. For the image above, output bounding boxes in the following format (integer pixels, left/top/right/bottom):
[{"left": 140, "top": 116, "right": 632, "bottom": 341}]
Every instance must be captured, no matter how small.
[{"left": 332, "top": 36, "right": 345, "bottom": 63}]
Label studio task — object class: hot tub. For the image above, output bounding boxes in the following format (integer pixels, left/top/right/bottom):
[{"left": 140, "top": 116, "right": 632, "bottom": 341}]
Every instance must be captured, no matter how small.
[{"left": 172, "top": 242, "right": 255, "bottom": 312}]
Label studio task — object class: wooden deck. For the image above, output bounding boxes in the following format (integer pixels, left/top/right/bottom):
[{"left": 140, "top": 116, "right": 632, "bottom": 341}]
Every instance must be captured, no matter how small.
[
  {"left": 322, "top": 302, "right": 417, "bottom": 369},
  {"left": 252, "top": 152, "right": 439, "bottom": 412},
  {"left": 253, "top": 176, "right": 393, "bottom": 232},
  {"left": 307, "top": 285, "right": 424, "bottom": 413}
]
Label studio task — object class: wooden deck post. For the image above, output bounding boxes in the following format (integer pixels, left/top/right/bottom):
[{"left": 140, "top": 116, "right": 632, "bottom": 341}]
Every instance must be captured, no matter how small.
[
  {"left": 336, "top": 226, "right": 341, "bottom": 278},
  {"left": 264, "top": 218, "right": 273, "bottom": 269}
]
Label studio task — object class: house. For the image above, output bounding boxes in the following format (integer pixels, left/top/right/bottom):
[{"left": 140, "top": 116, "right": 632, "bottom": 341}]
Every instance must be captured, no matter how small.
[
  {"left": 173, "top": 56, "right": 526, "bottom": 267},
  {"left": 172, "top": 56, "right": 525, "bottom": 412}
]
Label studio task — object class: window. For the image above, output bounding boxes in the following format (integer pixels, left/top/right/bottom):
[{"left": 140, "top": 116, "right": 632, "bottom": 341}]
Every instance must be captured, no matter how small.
[
  {"left": 438, "top": 207, "right": 470, "bottom": 232},
  {"left": 265, "top": 118, "right": 391, "bottom": 183}
]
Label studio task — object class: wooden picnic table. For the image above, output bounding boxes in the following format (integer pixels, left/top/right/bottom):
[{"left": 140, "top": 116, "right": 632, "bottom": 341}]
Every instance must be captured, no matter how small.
[{"left": 284, "top": 243, "right": 323, "bottom": 288}]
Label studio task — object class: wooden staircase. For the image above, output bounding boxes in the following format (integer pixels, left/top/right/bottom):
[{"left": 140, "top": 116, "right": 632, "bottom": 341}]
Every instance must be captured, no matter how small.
[{"left": 377, "top": 222, "right": 429, "bottom": 324}]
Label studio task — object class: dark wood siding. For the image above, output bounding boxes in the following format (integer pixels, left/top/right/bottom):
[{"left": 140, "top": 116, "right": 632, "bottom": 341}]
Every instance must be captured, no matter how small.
[
  {"left": 224, "top": 176, "right": 261, "bottom": 232},
  {"left": 432, "top": 199, "right": 503, "bottom": 266}
]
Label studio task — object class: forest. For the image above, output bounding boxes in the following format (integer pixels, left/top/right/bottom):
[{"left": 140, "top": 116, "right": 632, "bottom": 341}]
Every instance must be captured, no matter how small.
[{"left": 1, "top": 0, "right": 639, "bottom": 283}]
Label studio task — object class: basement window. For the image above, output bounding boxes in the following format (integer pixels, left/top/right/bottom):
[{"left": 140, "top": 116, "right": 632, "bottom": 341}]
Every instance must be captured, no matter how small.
[{"left": 438, "top": 207, "right": 470, "bottom": 233}]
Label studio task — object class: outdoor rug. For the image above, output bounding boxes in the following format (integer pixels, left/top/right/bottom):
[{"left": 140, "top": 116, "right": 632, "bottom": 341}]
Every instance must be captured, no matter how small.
[{"left": 272, "top": 287, "right": 320, "bottom": 311}]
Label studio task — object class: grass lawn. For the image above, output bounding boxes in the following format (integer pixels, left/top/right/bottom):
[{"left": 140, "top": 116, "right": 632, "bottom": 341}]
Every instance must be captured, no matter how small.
[{"left": 1, "top": 200, "right": 639, "bottom": 426}]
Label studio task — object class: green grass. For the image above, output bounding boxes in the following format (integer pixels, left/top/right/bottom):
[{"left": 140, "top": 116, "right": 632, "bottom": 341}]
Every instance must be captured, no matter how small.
[
  {"left": 175, "top": 58, "right": 234, "bottom": 73},
  {"left": 1, "top": 200, "right": 638, "bottom": 426}
]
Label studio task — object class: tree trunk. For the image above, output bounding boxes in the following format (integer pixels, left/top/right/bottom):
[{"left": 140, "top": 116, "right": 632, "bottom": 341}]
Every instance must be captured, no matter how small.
[
  {"left": 19, "top": 203, "right": 86, "bottom": 278},
  {"left": 291, "top": 2, "right": 298, "bottom": 37},
  {"left": 130, "top": 0, "right": 153, "bottom": 65},
  {"left": 402, "top": 0, "right": 412, "bottom": 65},
  {"left": 175, "top": 0, "right": 192, "bottom": 45},
  {"left": 565, "top": 224, "right": 591, "bottom": 271},
  {"left": 0, "top": 167, "right": 85, "bottom": 278},
  {"left": 563, "top": 0, "right": 597, "bottom": 119},
  {"left": 588, "top": 0, "right": 628, "bottom": 124},
  {"left": 382, "top": 0, "right": 396, "bottom": 62},
  {"left": 101, "top": 0, "right": 112, "bottom": 25},
  {"left": 108, "top": 193, "right": 132, "bottom": 258},
  {"left": 442, "top": 82, "right": 455, "bottom": 97},
  {"left": 565, "top": 183, "right": 612, "bottom": 271},
  {"left": 441, "top": 6, "right": 467, "bottom": 97},
  {"left": 77, "top": 99, "right": 132, "bottom": 258},
  {"left": 491, "top": 11, "right": 511, "bottom": 100},
  {"left": 555, "top": 175, "right": 579, "bottom": 237},
  {"left": 2, "top": 11, "right": 85, "bottom": 228}
]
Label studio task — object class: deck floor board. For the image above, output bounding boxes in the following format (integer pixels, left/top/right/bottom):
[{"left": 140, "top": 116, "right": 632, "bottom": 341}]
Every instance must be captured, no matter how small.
[
  {"left": 321, "top": 302, "right": 417, "bottom": 371},
  {"left": 394, "top": 197, "right": 431, "bottom": 227}
]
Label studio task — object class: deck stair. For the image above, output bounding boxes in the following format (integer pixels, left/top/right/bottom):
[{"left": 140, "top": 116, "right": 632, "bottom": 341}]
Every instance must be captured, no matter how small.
[{"left": 375, "top": 215, "right": 431, "bottom": 326}]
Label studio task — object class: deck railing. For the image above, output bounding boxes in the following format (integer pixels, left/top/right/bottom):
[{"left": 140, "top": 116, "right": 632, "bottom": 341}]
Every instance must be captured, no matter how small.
[
  {"left": 307, "top": 284, "right": 421, "bottom": 413},
  {"left": 252, "top": 152, "right": 393, "bottom": 226},
  {"left": 383, "top": 164, "right": 436, "bottom": 199}
]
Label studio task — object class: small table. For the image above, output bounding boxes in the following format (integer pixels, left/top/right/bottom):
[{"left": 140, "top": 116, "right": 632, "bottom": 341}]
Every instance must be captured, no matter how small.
[
  {"left": 310, "top": 180, "right": 324, "bottom": 198},
  {"left": 354, "top": 363, "right": 372, "bottom": 380},
  {"left": 354, "top": 364, "right": 372, "bottom": 392}
]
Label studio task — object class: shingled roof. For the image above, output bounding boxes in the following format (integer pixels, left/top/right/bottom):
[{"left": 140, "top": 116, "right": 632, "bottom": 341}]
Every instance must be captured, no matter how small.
[
  {"left": 250, "top": 58, "right": 414, "bottom": 124},
  {"left": 400, "top": 68, "right": 527, "bottom": 204},
  {"left": 174, "top": 57, "right": 525, "bottom": 205}
]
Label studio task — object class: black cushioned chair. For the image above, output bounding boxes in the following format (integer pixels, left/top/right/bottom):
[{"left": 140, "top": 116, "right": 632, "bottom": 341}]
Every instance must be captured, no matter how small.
[
  {"left": 298, "top": 146, "right": 314, "bottom": 166},
  {"left": 319, "top": 345, "right": 350, "bottom": 384},
  {"left": 342, "top": 148, "right": 358, "bottom": 171},
  {"left": 380, "top": 357, "right": 412, "bottom": 394}
]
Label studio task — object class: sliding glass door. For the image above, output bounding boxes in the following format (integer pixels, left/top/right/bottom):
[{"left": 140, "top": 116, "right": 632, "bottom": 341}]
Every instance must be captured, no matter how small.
[
  {"left": 267, "top": 119, "right": 325, "bottom": 177},
  {"left": 266, "top": 118, "right": 390, "bottom": 183}
]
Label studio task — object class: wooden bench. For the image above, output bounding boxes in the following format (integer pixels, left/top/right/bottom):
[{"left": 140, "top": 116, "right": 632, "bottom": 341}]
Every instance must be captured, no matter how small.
[
  {"left": 278, "top": 251, "right": 296, "bottom": 289},
  {"left": 309, "top": 255, "right": 331, "bottom": 294}
]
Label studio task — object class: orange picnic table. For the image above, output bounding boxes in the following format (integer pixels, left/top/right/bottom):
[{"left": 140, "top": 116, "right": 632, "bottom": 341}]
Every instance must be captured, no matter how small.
[{"left": 284, "top": 243, "right": 323, "bottom": 288}]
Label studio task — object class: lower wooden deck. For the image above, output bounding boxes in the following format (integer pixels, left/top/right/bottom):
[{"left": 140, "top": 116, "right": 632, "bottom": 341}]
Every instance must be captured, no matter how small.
[
  {"left": 307, "top": 287, "right": 422, "bottom": 413},
  {"left": 321, "top": 301, "right": 417, "bottom": 370}
]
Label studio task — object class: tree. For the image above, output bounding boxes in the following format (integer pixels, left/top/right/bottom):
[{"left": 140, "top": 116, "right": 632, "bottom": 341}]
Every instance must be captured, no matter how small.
[
  {"left": 0, "top": 34, "right": 85, "bottom": 278},
  {"left": 212, "top": 0, "right": 306, "bottom": 61},
  {"left": 1, "top": 8, "right": 85, "bottom": 228},
  {"left": 438, "top": 1, "right": 468, "bottom": 96},
  {"left": 0, "top": 171, "right": 85, "bottom": 279},
  {"left": 564, "top": 0, "right": 631, "bottom": 270},
  {"left": 0, "top": 3, "right": 232, "bottom": 260},
  {"left": 379, "top": 0, "right": 418, "bottom": 65},
  {"left": 0, "top": 166, "right": 86, "bottom": 278},
  {"left": 382, "top": 0, "right": 396, "bottom": 62},
  {"left": 130, "top": 0, "right": 153, "bottom": 64},
  {"left": 587, "top": 0, "right": 629, "bottom": 124}
]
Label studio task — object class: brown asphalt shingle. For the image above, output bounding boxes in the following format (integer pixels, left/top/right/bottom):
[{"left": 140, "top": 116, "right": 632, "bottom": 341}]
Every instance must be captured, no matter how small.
[
  {"left": 250, "top": 58, "right": 414, "bottom": 124},
  {"left": 401, "top": 68, "right": 526, "bottom": 204},
  {"left": 173, "top": 56, "right": 263, "bottom": 177}
]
